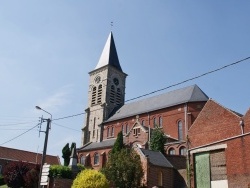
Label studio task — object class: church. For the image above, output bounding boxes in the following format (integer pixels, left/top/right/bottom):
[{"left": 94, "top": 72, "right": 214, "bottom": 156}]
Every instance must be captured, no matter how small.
[{"left": 77, "top": 32, "right": 209, "bottom": 187}]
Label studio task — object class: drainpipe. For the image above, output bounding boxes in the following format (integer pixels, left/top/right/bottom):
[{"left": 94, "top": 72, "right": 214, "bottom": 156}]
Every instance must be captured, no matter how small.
[
  {"left": 185, "top": 104, "right": 191, "bottom": 188},
  {"left": 148, "top": 113, "right": 151, "bottom": 148}
]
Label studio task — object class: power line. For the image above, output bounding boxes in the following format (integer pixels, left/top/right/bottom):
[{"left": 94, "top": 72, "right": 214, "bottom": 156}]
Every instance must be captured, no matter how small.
[
  {"left": 52, "top": 122, "right": 81, "bottom": 132},
  {"left": 52, "top": 55, "right": 250, "bottom": 120},
  {"left": 125, "top": 56, "right": 250, "bottom": 102},
  {"left": 1, "top": 56, "right": 249, "bottom": 145},
  {"left": 0, "top": 123, "right": 39, "bottom": 146},
  {"left": 53, "top": 112, "right": 85, "bottom": 121},
  {"left": 0, "top": 120, "right": 38, "bottom": 127}
]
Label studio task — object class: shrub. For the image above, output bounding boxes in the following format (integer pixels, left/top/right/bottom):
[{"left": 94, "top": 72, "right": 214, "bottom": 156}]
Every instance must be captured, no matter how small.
[
  {"left": 77, "top": 164, "right": 85, "bottom": 171},
  {"left": 3, "top": 161, "right": 39, "bottom": 188},
  {"left": 0, "top": 174, "right": 5, "bottom": 185},
  {"left": 49, "top": 165, "right": 72, "bottom": 179},
  {"left": 72, "top": 169, "right": 109, "bottom": 188}
]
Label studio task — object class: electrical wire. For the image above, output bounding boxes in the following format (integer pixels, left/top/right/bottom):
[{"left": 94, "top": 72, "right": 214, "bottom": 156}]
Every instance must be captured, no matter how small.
[
  {"left": 126, "top": 56, "right": 250, "bottom": 102},
  {"left": 0, "top": 120, "right": 38, "bottom": 127},
  {"left": 0, "top": 123, "right": 39, "bottom": 146},
  {"left": 52, "top": 122, "right": 81, "bottom": 132},
  {"left": 1, "top": 56, "right": 249, "bottom": 145},
  {"left": 52, "top": 55, "right": 250, "bottom": 120}
]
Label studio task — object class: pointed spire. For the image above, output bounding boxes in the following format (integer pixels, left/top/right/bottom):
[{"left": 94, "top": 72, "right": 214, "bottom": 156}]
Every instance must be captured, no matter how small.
[{"left": 95, "top": 32, "right": 123, "bottom": 71}]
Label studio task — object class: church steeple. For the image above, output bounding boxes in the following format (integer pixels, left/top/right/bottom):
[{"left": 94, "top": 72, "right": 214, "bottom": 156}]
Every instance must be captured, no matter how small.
[
  {"left": 95, "top": 32, "right": 122, "bottom": 72},
  {"left": 81, "top": 32, "right": 127, "bottom": 145}
]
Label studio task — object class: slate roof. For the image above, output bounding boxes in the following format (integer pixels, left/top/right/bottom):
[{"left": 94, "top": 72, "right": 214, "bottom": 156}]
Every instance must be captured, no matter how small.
[
  {"left": 140, "top": 148, "right": 173, "bottom": 168},
  {"left": 0, "top": 146, "right": 60, "bottom": 165},
  {"left": 94, "top": 32, "right": 123, "bottom": 72},
  {"left": 78, "top": 138, "right": 116, "bottom": 151},
  {"left": 106, "top": 84, "right": 208, "bottom": 122}
]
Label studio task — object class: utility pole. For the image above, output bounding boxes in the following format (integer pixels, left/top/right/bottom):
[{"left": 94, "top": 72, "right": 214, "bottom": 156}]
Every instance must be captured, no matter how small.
[
  {"left": 38, "top": 118, "right": 51, "bottom": 188},
  {"left": 36, "top": 106, "right": 52, "bottom": 188}
]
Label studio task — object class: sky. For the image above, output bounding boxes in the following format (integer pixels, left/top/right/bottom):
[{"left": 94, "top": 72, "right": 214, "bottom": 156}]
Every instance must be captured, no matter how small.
[{"left": 0, "top": 1, "right": 250, "bottom": 162}]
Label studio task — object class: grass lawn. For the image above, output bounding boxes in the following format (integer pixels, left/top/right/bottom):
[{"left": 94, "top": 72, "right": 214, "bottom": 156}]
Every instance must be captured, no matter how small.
[{"left": 0, "top": 185, "right": 8, "bottom": 188}]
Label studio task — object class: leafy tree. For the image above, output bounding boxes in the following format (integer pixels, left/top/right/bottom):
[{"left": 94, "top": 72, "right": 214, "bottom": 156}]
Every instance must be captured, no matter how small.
[
  {"left": 3, "top": 161, "right": 39, "bottom": 188},
  {"left": 111, "top": 131, "right": 124, "bottom": 154},
  {"left": 72, "top": 169, "right": 109, "bottom": 188},
  {"left": 62, "top": 143, "right": 71, "bottom": 166},
  {"left": 150, "top": 127, "right": 166, "bottom": 153},
  {"left": 102, "top": 149, "right": 143, "bottom": 188}
]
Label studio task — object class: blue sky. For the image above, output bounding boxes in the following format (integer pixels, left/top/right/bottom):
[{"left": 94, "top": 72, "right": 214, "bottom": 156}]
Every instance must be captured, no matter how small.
[{"left": 1, "top": 1, "right": 250, "bottom": 161}]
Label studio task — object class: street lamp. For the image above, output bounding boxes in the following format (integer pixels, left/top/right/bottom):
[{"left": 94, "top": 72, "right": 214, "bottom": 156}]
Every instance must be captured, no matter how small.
[{"left": 36, "top": 106, "right": 52, "bottom": 187}]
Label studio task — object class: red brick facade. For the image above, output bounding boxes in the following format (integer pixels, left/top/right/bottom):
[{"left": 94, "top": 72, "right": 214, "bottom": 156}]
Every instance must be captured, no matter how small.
[
  {"left": 188, "top": 100, "right": 250, "bottom": 188},
  {"left": 78, "top": 101, "right": 206, "bottom": 170}
]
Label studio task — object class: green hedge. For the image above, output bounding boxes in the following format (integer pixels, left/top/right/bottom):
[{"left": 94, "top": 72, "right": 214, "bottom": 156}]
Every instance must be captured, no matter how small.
[{"left": 49, "top": 165, "right": 73, "bottom": 179}]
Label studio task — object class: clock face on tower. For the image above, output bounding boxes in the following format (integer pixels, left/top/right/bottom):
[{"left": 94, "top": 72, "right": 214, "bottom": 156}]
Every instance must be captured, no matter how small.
[
  {"left": 95, "top": 76, "right": 101, "bottom": 84},
  {"left": 113, "top": 78, "right": 119, "bottom": 86}
]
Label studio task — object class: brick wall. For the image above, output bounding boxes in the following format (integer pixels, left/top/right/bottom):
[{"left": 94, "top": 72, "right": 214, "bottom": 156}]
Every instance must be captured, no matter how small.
[
  {"left": 189, "top": 99, "right": 250, "bottom": 187},
  {"left": 49, "top": 178, "right": 73, "bottom": 188}
]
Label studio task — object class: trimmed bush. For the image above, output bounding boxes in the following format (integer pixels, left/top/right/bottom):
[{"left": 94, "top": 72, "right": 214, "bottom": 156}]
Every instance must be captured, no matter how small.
[
  {"left": 72, "top": 169, "right": 109, "bottom": 188},
  {"left": 49, "top": 165, "right": 72, "bottom": 179}
]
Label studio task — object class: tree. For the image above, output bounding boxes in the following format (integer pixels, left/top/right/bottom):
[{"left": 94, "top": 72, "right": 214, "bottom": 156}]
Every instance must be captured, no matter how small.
[
  {"left": 111, "top": 131, "right": 124, "bottom": 154},
  {"left": 70, "top": 142, "right": 76, "bottom": 153},
  {"left": 72, "top": 169, "right": 109, "bottom": 188},
  {"left": 102, "top": 148, "right": 143, "bottom": 188},
  {"left": 150, "top": 127, "right": 166, "bottom": 154},
  {"left": 62, "top": 143, "right": 71, "bottom": 166},
  {"left": 3, "top": 161, "right": 40, "bottom": 188}
]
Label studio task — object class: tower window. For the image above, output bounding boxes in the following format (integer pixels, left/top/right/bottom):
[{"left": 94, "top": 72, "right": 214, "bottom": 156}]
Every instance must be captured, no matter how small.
[
  {"left": 110, "top": 85, "right": 115, "bottom": 103},
  {"left": 97, "top": 85, "right": 102, "bottom": 104},
  {"left": 116, "top": 88, "right": 121, "bottom": 105},
  {"left": 91, "top": 87, "right": 97, "bottom": 105}
]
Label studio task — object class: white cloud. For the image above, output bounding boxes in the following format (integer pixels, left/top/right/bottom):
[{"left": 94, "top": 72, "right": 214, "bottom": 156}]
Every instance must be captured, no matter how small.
[{"left": 37, "top": 85, "right": 73, "bottom": 114}]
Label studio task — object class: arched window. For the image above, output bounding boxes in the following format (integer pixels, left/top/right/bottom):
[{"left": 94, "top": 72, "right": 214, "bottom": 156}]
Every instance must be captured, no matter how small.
[
  {"left": 158, "top": 171, "right": 163, "bottom": 186},
  {"left": 91, "top": 86, "right": 97, "bottom": 105},
  {"left": 178, "top": 120, "right": 183, "bottom": 141},
  {"left": 97, "top": 85, "right": 102, "bottom": 104},
  {"left": 125, "top": 123, "right": 128, "bottom": 134},
  {"left": 180, "top": 146, "right": 186, "bottom": 156},
  {"left": 141, "top": 120, "right": 144, "bottom": 126},
  {"left": 153, "top": 117, "right": 157, "bottom": 128},
  {"left": 169, "top": 148, "right": 175, "bottom": 155},
  {"left": 107, "top": 127, "right": 109, "bottom": 137},
  {"left": 159, "top": 117, "right": 162, "bottom": 127},
  {"left": 94, "top": 153, "right": 99, "bottom": 165},
  {"left": 111, "top": 127, "right": 114, "bottom": 137},
  {"left": 80, "top": 155, "right": 86, "bottom": 165}
]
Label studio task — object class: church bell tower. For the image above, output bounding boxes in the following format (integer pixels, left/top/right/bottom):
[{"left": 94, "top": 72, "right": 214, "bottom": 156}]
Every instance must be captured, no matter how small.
[{"left": 81, "top": 32, "right": 127, "bottom": 145}]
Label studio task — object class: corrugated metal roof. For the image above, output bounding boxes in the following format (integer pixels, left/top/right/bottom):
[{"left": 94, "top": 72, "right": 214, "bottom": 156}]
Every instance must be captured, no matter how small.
[
  {"left": 106, "top": 84, "right": 208, "bottom": 122},
  {"left": 140, "top": 148, "right": 173, "bottom": 168},
  {"left": 78, "top": 138, "right": 116, "bottom": 151},
  {"left": 94, "top": 32, "right": 122, "bottom": 72},
  {"left": 0, "top": 146, "right": 60, "bottom": 165}
]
